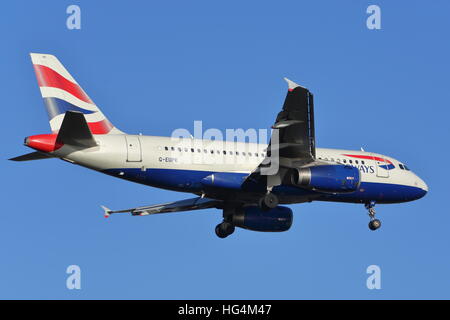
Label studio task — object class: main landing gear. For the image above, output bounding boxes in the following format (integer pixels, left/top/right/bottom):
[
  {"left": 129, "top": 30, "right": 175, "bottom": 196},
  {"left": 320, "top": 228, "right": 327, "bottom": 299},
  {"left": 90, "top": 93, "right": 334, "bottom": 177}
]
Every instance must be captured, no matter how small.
[
  {"left": 215, "top": 221, "right": 235, "bottom": 238},
  {"left": 215, "top": 206, "right": 236, "bottom": 239},
  {"left": 214, "top": 192, "right": 280, "bottom": 238},
  {"left": 365, "top": 201, "right": 381, "bottom": 231},
  {"left": 259, "top": 191, "right": 279, "bottom": 211}
]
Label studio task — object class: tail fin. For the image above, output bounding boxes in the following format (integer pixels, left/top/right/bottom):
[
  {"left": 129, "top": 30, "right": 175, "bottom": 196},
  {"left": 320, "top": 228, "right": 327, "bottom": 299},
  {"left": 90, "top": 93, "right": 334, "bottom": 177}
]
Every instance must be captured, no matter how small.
[{"left": 30, "top": 53, "right": 123, "bottom": 134}]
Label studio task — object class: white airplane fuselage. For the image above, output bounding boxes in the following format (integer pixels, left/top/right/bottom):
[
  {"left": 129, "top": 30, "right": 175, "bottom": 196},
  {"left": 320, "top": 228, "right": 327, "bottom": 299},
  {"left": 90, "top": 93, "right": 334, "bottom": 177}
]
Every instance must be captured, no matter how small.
[{"left": 48, "top": 134, "right": 428, "bottom": 205}]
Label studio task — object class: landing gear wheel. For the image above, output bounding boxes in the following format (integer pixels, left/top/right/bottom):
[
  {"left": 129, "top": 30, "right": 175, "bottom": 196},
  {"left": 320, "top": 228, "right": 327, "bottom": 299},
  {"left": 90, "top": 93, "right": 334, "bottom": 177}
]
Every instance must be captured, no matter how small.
[
  {"left": 365, "top": 201, "right": 381, "bottom": 231},
  {"left": 215, "top": 224, "right": 227, "bottom": 238},
  {"left": 368, "top": 219, "right": 381, "bottom": 231},
  {"left": 260, "top": 192, "right": 278, "bottom": 210},
  {"left": 215, "top": 222, "right": 235, "bottom": 238}
]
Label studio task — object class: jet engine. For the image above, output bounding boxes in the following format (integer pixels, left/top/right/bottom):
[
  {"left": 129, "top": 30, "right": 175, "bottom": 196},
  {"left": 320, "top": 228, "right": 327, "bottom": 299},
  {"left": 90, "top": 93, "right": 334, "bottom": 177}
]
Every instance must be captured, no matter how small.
[
  {"left": 232, "top": 206, "right": 293, "bottom": 232},
  {"left": 290, "top": 164, "right": 360, "bottom": 193}
]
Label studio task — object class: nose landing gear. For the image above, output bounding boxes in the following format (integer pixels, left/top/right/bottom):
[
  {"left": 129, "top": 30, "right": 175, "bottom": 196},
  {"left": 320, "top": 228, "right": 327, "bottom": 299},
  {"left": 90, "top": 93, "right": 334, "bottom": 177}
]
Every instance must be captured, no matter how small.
[
  {"left": 369, "top": 218, "right": 381, "bottom": 231},
  {"left": 366, "top": 201, "right": 381, "bottom": 231}
]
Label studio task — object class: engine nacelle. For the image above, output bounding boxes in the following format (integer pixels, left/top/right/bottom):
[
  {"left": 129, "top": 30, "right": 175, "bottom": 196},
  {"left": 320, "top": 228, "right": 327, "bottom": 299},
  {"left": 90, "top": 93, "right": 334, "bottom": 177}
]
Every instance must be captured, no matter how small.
[
  {"left": 232, "top": 206, "right": 293, "bottom": 232},
  {"left": 291, "top": 164, "right": 360, "bottom": 193}
]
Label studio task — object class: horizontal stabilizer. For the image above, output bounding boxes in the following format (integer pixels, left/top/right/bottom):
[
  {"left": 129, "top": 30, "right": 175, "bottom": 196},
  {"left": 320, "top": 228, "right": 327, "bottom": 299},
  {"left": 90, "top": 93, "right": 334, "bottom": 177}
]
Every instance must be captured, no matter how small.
[
  {"left": 9, "top": 152, "right": 52, "bottom": 161},
  {"left": 56, "top": 111, "right": 97, "bottom": 147},
  {"left": 102, "top": 197, "right": 221, "bottom": 217},
  {"left": 101, "top": 205, "right": 111, "bottom": 218}
]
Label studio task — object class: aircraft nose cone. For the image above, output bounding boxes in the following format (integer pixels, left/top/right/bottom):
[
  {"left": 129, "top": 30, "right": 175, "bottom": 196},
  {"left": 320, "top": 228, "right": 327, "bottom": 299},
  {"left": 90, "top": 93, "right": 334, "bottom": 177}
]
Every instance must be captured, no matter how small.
[
  {"left": 418, "top": 177, "right": 428, "bottom": 192},
  {"left": 415, "top": 177, "right": 428, "bottom": 199}
]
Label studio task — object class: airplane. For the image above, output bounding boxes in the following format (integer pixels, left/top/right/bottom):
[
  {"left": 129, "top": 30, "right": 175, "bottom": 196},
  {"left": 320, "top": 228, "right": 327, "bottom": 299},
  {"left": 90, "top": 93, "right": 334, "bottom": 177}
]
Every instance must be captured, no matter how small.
[{"left": 10, "top": 53, "right": 428, "bottom": 238}]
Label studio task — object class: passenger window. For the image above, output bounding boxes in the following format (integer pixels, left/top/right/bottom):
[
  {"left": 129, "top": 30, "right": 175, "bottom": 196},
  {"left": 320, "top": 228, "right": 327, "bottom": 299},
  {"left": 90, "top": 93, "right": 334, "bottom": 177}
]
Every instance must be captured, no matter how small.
[
  {"left": 191, "top": 148, "right": 194, "bottom": 152},
  {"left": 164, "top": 146, "right": 168, "bottom": 151},
  {"left": 255, "top": 153, "right": 258, "bottom": 157},
  {"left": 242, "top": 152, "right": 246, "bottom": 156},
  {"left": 349, "top": 160, "right": 353, "bottom": 164},
  {"left": 210, "top": 150, "right": 214, "bottom": 154},
  {"left": 171, "top": 147, "right": 175, "bottom": 151},
  {"left": 343, "top": 159, "right": 346, "bottom": 163},
  {"left": 229, "top": 151, "right": 233, "bottom": 155},
  {"left": 223, "top": 150, "right": 226, "bottom": 155},
  {"left": 184, "top": 148, "right": 188, "bottom": 152},
  {"left": 361, "top": 161, "right": 365, "bottom": 165},
  {"left": 355, "top": 160, "right": 359, "bottom": 164},
  {"left": 204, "top": 149, "right": 207, "bottom": 153},
  {"left": 399, "top": 164, "right": 405, "bottom": 170},
  {"left": 236, "top": 151, "right": 240, "bottom": 156},
  {"left": 249, "top": 152, "right": 252, "bottom": 156}
]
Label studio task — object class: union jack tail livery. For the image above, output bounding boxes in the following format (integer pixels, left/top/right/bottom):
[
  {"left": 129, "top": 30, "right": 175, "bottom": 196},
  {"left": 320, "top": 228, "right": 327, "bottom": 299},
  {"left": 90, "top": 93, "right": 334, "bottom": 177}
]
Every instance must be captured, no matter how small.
[{"left": 30, "top": 53, "right": 122, "bottom": 134}]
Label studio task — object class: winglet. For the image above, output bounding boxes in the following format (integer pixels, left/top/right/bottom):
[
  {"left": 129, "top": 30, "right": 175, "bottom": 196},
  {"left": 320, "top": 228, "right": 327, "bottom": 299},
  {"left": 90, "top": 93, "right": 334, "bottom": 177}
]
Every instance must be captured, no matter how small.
[
  {"left": 284, "top": 78, "right": 305, "bottom": 91},
  {"left": 101, "top": 205, "right": 111, "bottom": 218}
]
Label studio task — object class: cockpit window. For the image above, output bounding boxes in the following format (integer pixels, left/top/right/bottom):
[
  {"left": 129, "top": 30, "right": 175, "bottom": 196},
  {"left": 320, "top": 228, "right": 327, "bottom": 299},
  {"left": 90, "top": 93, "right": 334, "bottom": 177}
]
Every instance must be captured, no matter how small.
[{"left": 399, "top": 163, "right": 410, "bottom": 171}]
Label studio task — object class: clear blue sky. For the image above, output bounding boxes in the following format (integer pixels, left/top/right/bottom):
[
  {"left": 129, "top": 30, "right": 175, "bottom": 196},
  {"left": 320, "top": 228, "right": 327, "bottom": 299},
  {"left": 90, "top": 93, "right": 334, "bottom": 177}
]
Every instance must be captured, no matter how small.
[{"left": 1, "top": 0, "right": 449, "bottom": 299}]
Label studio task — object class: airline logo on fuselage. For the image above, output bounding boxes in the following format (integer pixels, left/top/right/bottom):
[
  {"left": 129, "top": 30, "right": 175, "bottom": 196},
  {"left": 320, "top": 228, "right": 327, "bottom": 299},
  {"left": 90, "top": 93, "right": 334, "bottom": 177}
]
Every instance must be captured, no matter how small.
[
  {"left": 355, "top": 164, "right": 375, "bottom": 174},
  {"left": 342, "top": 154, "right": 395, "bottom": 173}
]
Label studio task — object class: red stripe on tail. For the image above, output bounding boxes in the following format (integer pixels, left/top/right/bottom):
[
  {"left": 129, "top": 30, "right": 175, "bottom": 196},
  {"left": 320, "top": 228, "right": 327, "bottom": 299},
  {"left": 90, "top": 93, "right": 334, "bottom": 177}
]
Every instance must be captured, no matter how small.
[
  {"left": 88, "top": 119, "right": 113, "bottom": 134},
  {"left": 33, "top": 64, "right": 94, "bottom": 104}
]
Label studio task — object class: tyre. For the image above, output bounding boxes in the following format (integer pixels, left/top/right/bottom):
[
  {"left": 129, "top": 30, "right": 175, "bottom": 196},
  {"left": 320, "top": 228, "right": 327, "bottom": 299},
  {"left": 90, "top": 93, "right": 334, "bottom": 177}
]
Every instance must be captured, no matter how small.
[
  {"left": 368, "top": 219, "right": 381, "bottom": 231},
  {"left": 215, "top": 224, "right": 227, "bottom": 238},
  {"left": 262, "top": 192, "right": 278, "bottom": 209},
  {"left": 215, "top": 222, "right": 235, "bottom": 238},
  {"left": 222, "top": 222, "right": 235, "bottom": 235}
]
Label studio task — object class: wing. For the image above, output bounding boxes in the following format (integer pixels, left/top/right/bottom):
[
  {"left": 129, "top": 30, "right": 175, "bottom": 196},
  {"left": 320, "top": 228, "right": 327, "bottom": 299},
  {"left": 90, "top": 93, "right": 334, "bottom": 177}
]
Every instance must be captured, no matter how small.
[
  {"left": 101, "top": 197, "right": 222, "bottom": 217},
  {"left": 269, "top": 78, "right": 315, "bottom": 162},
  {"left": 244, "top": 78, "right": 317, "bottom": 189}
]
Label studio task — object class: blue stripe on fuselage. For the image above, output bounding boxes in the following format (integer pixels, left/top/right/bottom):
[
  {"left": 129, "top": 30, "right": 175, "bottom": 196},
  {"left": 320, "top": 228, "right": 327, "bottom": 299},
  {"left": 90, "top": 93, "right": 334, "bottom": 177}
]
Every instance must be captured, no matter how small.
[{"left": 102, "top": 168, "right": 427, "bottom": 204}]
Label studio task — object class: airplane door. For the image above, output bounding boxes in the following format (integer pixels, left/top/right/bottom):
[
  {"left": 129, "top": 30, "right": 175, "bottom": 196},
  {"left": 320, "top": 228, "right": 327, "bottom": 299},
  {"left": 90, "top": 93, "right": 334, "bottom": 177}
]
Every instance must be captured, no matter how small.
[
  {"left": 373, "top": 154, "right": 389, "bottom": 178},
  {"left": 125, "top": 136, "right": 142, "bottom": 162}
]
